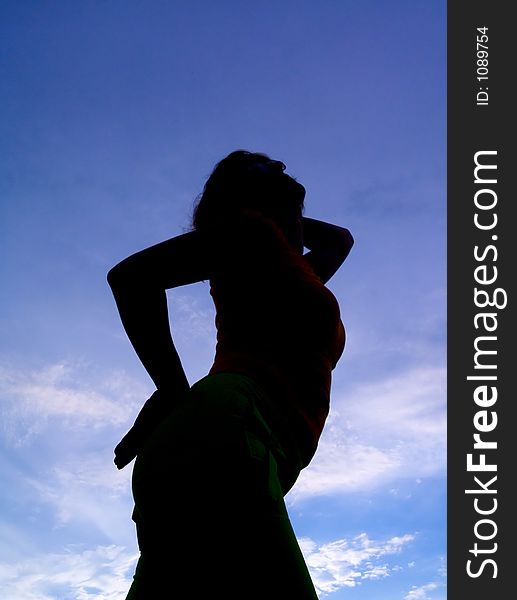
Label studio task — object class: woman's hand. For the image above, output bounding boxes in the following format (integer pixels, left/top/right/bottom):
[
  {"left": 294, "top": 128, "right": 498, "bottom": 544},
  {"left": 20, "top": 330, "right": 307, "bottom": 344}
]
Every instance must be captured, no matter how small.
[
  {"left": 114, "top": 389, "right": 186, "bottom": 469},
  {"left": 301, "top": 217, "right": 354, "bottom": 283}
]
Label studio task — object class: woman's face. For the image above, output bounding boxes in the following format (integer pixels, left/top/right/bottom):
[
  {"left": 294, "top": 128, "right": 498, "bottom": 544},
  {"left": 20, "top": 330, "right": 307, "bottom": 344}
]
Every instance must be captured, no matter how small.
[{"left": 248, "top": 159, "right": 305, "bottom": 202}]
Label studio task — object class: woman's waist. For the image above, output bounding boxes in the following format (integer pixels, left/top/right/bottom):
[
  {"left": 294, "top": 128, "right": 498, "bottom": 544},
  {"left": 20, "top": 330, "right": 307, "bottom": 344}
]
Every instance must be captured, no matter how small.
[
  {"left": 209, "top": 352, "right": 332, "bottom": 466},
  {"left": 209, "top": 349, "right": 333, "bottom": 394}
]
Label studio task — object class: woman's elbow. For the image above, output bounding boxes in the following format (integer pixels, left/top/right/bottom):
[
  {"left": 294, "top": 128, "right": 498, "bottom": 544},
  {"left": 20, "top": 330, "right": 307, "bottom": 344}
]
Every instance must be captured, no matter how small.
[
  {"left": 107, "top": 255, "right": 158, "bottom": 293},
  {"left": 341, "top": 228, "right": 354, "bottom": 247},
  {"left": 107, "top": 260, "right": 132, "bottom": 291},
  {"left": 336, "top": 228, "right": 354, "bottom": 258}
]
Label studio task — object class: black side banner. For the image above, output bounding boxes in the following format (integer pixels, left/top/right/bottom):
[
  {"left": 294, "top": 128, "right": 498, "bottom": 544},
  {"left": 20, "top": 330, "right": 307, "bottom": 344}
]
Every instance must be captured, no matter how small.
[{"left": 448, "top": 1, "right": 516, "bottom": 598}]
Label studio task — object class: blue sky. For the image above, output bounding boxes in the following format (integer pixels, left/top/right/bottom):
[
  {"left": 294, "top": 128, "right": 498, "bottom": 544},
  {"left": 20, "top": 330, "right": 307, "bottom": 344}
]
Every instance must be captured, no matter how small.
[{"left": 0, "top": 1, "right": 446, "bottom": 598}]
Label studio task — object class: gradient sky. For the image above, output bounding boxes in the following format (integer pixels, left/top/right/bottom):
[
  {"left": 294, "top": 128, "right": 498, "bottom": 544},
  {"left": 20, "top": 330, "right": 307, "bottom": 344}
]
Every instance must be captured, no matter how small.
[{"left": 1, "top": 2, "right": 446, "bottom": 598}]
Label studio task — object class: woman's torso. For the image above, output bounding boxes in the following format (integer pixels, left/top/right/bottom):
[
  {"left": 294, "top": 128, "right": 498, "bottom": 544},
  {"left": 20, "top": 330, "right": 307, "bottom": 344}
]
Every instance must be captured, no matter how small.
[{"left": 207, "top": 211, "right": 345, "bottom": 466}]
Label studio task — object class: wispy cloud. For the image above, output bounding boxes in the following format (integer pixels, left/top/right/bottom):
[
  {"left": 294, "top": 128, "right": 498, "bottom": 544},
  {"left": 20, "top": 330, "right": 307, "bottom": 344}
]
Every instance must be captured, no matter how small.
[
  {"left": 27, "top": 453, "right": 134, "bottom": 542},
  {"left": 299, "top": 532, "right": 415, "bottom": 596},
  {"left": 0, "top": 535, "right": 419, "bottom": 600},
  {"left": 167, "top": 289, "right": 218, "bottom": 381},
  {"left": 345, "top": 174, "right": 444, "bottom": 218},
  {"left": 0, "top": 545, "right": 138, "bottom": 600},
  {"left": 0, "top": 360, "right": 141, "bottom": 546},
  {"left": 170, "top": 290, "right": 215, "bottom": 341},
  {"left": 289, "top": 366, "right": 445, "bottom": 501},
  {"left": 0, "top": 358, "right": 445, "bottom": 600},
  {"left": 0, "top": 361, "right": 149, "bottom": 445},
  {"left": 1, "top": 358, "right": 445, "bottom": 504}
]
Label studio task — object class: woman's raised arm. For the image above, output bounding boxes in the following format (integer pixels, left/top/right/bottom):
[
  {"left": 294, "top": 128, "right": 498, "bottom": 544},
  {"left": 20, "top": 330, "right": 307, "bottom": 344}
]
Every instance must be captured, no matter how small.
[
  {"left": 107, "top": 230, "right": 213, "bottom": 395},
  {"left": 301, "top": 217, "right": 354, "bottom": 284},
  {"left": 107, "top": 229, "right": 215, "bottom": 468}
]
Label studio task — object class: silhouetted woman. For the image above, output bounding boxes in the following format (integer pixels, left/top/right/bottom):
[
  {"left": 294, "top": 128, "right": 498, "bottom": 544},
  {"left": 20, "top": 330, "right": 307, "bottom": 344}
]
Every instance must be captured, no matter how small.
[{"left": 107, "top": 150, "right": 354, "bottom": 599}]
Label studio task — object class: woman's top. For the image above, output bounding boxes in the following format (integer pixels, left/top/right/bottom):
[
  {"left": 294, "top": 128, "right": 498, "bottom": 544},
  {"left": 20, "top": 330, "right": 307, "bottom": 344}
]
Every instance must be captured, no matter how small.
[{"left": 208, "top": 210, "right": 345, "bottom": 468}]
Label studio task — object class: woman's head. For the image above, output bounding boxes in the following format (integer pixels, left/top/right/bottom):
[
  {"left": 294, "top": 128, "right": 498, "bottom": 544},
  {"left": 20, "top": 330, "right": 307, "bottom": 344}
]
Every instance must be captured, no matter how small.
[{"left": 192, "top": 150, "right": 305, "bottom": 233}]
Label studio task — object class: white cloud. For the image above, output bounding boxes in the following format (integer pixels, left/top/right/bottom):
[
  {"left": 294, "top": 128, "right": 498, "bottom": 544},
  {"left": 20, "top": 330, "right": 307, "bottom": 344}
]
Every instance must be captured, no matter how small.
[
  {"left": 343, "top": 366, "right": 446, "bottom": 444},
  {"left": 288, "top": 366, "right": 445, "bottom": 501},
  {"left": 0, "top": 545, "right": 138, "bottom": 600},
  {"left": 0, "top": 534, "right": 416, "bottom": 600},
  {"left": 0, "top": 361, "right": 149, "bottom": 445},
  {"left": 404, "top": 581, "right": 440, "bottom": 600},
  {"left": 298, "top": 532, "right": 415, "bottom": 596},
  {"left": 401, "top": 557, "right": 446, "bottom": 600}
]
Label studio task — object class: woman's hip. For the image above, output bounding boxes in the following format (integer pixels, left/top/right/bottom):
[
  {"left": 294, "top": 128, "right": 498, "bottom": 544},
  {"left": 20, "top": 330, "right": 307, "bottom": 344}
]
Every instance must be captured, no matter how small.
[
  {"left": 131, "top": 373, "right": 300, "bottom": 527},
  {"left": 133, "top": 372, "right": 301, "bottom": 489}
]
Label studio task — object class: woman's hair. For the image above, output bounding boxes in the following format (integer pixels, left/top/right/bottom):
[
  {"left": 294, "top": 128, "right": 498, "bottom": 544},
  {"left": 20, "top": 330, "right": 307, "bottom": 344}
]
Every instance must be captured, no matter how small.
[{"left": 191, "top": 150, "right": 305, "bottom": 230}]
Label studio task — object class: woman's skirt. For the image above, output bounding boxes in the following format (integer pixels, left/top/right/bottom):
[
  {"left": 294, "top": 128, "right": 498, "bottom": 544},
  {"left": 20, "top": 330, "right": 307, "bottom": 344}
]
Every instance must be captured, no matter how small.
[{"left": 125, "top": 372, "right": 318, "bottom": 599}]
